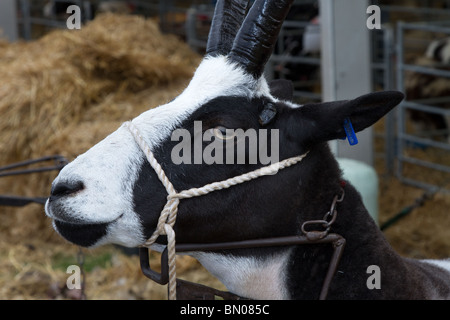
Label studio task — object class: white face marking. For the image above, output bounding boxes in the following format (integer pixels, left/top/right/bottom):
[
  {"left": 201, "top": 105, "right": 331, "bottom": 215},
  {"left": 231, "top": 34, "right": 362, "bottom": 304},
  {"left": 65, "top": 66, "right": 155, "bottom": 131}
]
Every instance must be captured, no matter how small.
[
  {"left": 191, "top": 249, "right": 292, "bottom": 299},
  {"left": 423, "top": 259, "right": 450, "bottom": 273},
  {"left": 132, "top": 56, "right": 269, "bottom": 150},
  {"left": 45, "top": 56, "right": 272, "bottom": 247},
  {"left": 46, "top": 123, "right": 146, "bottom": 247}
]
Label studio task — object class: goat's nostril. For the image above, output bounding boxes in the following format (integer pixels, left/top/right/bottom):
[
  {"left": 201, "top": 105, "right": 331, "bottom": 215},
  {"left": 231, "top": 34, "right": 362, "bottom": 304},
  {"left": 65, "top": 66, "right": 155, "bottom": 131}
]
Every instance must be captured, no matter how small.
[{"left": 51, "top": 181, "right": 84, "bottom": 198}]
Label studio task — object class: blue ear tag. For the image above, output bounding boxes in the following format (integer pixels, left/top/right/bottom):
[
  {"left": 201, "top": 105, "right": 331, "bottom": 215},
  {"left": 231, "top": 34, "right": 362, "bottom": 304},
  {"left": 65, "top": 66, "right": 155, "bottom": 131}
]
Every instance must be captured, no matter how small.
[{"left": 342, "top": 117, "right": 358, "bottom": 146}]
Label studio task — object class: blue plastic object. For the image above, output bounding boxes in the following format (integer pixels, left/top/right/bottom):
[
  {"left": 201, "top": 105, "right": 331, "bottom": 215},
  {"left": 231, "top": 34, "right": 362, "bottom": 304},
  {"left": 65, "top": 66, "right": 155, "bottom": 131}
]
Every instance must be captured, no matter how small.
[{"left": 343, "top": 117, "right": 358, "bottom": 146}]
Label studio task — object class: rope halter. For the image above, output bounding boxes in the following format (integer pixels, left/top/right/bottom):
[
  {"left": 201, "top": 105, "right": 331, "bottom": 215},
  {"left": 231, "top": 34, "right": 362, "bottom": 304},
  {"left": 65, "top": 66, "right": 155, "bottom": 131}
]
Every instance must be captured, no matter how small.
[{"left": 124, "top": 120, "right": 309, "bottom": 300}]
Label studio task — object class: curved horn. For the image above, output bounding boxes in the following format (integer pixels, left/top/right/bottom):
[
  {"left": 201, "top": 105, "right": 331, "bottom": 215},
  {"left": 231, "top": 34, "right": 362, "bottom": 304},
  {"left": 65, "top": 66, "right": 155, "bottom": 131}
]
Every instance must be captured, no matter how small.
[
  {"left": 229, "top": 0, "right": 294, "bottom": 78},
  {"left": 206, "top": 0, "right": 250, "bottom": 57}
]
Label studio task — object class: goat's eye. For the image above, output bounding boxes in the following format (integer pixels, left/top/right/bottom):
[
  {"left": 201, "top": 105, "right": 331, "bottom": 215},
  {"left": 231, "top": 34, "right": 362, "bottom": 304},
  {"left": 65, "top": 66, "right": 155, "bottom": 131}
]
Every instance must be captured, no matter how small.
[{"left": 211, "top": 126, "right": 236, "bottom": 140}]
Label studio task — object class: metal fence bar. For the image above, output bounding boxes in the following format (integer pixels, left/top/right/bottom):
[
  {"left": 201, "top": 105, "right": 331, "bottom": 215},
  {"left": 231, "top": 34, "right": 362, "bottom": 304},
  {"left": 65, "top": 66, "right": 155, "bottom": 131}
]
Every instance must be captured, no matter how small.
[
  {"left": 397, "top": 21, "right": 450, "bottom": 34},
  {"left": 371, "top": 26, "right": 396, "bottom": 174},
  {"left": 396, "top": 21, "right": 450, "bottom": 192},
  {"left": 399, "top": 177, "right": 450, "bottom": 194},
  {"left": 270, "top": 55, "right": 321, "bottom": 66},
  {"left": 396, "top": 21, "right": 407, "bottom": 187},
  {"left": 19, "top": 0, "right": 31, "bottom": 40},
  {"left": 400, "top": 155, "right": 450, "bottom": 174},
  {"left": 403, "top": 101, "right": 450, "bottom": 116},
  {"left": 400, "top": 132, "right": 450, "bottom": 151},
  {"left": 383, "top": 26, "right": 396, "bottom": 175},
  {"left": 402, "top": 64, "right": 450, "bottom": 79}
]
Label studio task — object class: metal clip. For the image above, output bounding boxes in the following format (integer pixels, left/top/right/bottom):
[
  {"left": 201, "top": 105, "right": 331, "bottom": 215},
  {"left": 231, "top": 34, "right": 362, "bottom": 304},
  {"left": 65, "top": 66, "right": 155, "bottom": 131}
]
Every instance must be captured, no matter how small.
[
  {"left": 301, "top": 188, "right": 345, "bottom": 241},
  {"left": 139, "top": 247, "right": 169, "bottom": 285},
  {"left": 301, "top": 219, "right": 330, "bottom": 240}
]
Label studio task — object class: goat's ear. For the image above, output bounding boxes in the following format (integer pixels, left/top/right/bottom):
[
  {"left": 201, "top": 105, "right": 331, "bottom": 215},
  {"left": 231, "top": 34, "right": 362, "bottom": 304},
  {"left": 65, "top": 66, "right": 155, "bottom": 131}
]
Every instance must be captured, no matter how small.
[
  {"left": 269, "top": 79, "right": 294, "bottom": 102},
  {"left": 292, "top": 91, "right": 404, "bottom": 143}
]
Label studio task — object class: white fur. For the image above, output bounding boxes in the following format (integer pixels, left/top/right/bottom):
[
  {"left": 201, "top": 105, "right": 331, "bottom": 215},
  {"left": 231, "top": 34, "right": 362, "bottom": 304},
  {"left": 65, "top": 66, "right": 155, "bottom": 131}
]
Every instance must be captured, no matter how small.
[
  {"left": 425, "top": 38, "right": 450, "bottom": 64},
  {"left": 423, "top": 258, "right": 450, "bottom": 273},
  {"left": 191, "top": 249, "right": 293, "bottom": 299},
  {"left": 132, "top": 56, "right": 270, "bottom": 150},
  {"left": 45, "top": 56, "right": 272, "bottom": 247},
  {"left": 46, "top": 124, "right": 146, "bottom": 247}
]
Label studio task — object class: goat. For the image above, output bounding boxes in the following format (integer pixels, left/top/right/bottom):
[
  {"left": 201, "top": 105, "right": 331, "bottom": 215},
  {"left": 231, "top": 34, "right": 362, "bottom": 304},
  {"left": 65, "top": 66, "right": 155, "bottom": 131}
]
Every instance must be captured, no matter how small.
[
  {"left": 45, "top": 0, "right": 450, "bottom": 299},
  {"left": 405, "top": 37, "right": 450, "bottom": 143}
]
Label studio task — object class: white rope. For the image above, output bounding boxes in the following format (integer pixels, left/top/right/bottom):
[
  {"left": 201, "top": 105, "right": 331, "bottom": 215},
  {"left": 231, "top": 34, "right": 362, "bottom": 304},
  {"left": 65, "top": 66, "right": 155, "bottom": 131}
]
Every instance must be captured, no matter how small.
[{"left": 125, "top": 121, "right": 308, "bottom": 300}]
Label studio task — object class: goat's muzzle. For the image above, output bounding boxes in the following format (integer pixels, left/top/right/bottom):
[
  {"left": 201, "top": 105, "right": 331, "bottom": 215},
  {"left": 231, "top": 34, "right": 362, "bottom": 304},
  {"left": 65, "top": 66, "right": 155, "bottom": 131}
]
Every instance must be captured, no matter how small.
[{"left": 49, "top": 180, "right": 84, "bottom": 201}]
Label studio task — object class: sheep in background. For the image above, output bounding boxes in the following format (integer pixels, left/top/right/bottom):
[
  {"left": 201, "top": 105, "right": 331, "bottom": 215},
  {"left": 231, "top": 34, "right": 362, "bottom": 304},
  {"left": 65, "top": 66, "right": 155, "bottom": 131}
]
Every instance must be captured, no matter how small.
[{"left": 405, "top": 37, "right": 450, "bottom": 143}]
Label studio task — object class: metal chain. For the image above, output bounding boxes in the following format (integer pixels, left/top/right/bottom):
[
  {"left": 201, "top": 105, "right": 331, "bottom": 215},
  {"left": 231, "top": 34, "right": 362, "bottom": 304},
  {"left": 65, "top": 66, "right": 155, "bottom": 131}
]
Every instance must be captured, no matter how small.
[
  {"left": 77, "top": 247, "right": 87, "bottom": 300},
  {"left": 301, "top": 187, "right": 345, "bottom": 241},
  {"left": 323, "top": 187, "right": 345, "bottom": 223}
]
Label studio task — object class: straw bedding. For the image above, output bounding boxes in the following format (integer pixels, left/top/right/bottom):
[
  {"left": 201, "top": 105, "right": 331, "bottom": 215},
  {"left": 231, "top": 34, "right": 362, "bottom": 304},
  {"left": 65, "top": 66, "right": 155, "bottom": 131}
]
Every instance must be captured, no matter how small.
[
  {"left": 0, "top": 13, "right": 448, "bottom": 300},
  {"left": 0, "top": 13, "right": 214, "bottom": 299},
  {"left": 0, "top": 13, "right": 200, "bottom": 241}
]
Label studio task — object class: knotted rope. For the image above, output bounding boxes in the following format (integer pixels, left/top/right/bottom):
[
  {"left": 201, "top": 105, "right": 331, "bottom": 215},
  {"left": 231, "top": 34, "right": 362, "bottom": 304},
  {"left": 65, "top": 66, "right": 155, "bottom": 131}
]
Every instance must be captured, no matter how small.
[{"left": 125, "top": 121, "right": 308, "bottom": 300}]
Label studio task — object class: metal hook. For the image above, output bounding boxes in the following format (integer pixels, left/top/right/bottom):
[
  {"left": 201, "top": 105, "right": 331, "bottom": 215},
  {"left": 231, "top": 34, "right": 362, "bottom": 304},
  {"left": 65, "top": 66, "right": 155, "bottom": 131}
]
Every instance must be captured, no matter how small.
[{"left": 139, "top": 247, "right": 169, "bottom": 285}]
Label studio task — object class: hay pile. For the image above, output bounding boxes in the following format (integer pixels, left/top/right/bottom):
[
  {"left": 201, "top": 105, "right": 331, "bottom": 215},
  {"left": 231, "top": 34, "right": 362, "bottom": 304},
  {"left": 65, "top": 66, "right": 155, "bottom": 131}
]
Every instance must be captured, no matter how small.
[
  {"left": 374, "top": 120, "right": 450, "bottom": 260},
  {"left": 0, "top": 241, "right": 223, "bottom": 300},
  {"left": 0, "top": 13, "right": 200, "bottom": 165},
  {"left": 0, "top": 13, "right": 214, "bottom": 299},
  {"left": 0, "top": 12, "right": 448, "bottom": 300},
  {"left": 0, "top": 13, "right": 201, "bottom": 242}
]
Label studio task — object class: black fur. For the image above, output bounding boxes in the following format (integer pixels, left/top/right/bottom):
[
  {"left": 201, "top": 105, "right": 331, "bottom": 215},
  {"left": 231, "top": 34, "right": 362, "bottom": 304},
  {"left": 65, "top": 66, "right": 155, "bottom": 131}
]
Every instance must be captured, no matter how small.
[
  {"left": 130, "top": 87, "right": 450, "bottom": 299},
  {"left": 133, "top": 95, "right": 294, "bottom": 243},
  {"left": 54, "top": 220, "right": 108, "bottom": 247},
  {"left": 47, "top": 0, "right": 449, "bottom": 298}
]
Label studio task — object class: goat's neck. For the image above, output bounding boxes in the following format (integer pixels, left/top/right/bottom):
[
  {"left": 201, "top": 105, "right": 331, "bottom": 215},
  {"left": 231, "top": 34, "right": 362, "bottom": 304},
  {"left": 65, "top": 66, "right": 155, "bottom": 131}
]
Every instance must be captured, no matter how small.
[
  {"left": 286, "top": 181, "right": 400, "bottom": 299},
  {"left": 193, "top": 177, "right": 449, "bottom": 299},
  {"left": 289, "top": 182, "right": 450, "bottom": 299},
  {"left": 191, "top": 147, "right": 450, "bottom": 299},
  {"left": 191, "top": 181, "right": 390, "bottom": 300}
]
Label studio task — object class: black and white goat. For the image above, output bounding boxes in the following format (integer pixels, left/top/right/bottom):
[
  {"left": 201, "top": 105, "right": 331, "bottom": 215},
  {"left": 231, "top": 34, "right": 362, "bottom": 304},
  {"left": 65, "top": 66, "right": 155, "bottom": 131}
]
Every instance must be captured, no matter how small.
[{"left": 45, "top": 0, "right": 450, "bottom": 299}]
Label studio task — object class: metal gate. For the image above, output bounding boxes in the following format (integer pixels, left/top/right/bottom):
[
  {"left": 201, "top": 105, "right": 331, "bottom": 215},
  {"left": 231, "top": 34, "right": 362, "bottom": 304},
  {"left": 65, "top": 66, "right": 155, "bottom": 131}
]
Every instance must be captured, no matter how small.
[{"left": 396, "top": 21, "right": 450, "bottom": 192}]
